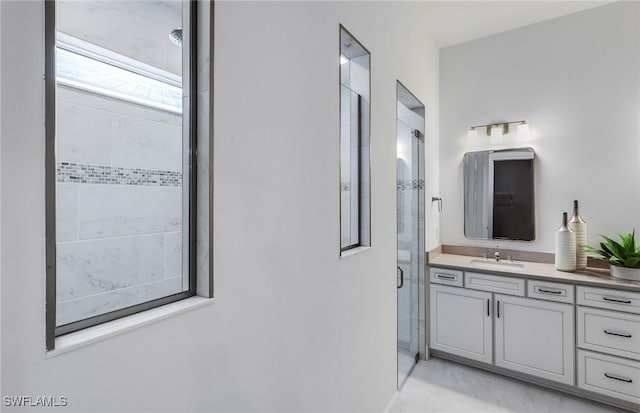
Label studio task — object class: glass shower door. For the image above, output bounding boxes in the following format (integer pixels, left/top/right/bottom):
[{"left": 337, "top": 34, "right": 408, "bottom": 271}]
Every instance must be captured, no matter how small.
[{"left": 396, "top": 119, "right": 423, "bottom": 388}]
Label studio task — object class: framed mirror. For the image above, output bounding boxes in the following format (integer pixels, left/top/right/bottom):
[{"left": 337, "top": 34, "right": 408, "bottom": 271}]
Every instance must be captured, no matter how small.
[{"left": 464, "top": 147, "right": 535, "bottom": 241}]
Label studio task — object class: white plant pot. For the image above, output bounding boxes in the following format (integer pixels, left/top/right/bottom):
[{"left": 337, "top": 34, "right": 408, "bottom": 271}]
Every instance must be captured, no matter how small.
[{"left": 610, "top": 265, "right": 640, "bottom": 281}]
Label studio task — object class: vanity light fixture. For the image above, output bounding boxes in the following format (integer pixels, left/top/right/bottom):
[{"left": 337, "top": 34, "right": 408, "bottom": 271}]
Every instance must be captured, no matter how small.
[
  {"left": 467, "top": 120, "right": 528, "bottom": 139},
  {"left": 490, "top": 124, "right": 505, "bottom": 144},
  {"left": 491, "top": 124, "right": 506, "bottom": 138}
]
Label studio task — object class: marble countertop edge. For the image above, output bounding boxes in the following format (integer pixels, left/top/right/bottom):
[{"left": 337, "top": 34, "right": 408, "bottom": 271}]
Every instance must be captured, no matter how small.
[{"left": 428, "top": 253, "right": 640, "bottom": 292}]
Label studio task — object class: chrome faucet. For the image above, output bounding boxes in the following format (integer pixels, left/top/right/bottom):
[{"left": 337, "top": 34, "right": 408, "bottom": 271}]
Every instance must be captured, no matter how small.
[{"left": 494, "top": 246, "right": 501, "bottom": 262}]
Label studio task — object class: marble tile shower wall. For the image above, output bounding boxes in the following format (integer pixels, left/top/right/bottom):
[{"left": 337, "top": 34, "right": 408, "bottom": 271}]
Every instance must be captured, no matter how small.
[
  {"left": 340, "top": 186, "right": 351, "bottom": 246},
  {"left": 339, "top": 179, "right": 425, "bottom": 247},
  {"left": 397, "top": 179, "right": 424, "bottom": 345},
  {"left": 55, "top": 86, "right": 185, "bottom": 326}
]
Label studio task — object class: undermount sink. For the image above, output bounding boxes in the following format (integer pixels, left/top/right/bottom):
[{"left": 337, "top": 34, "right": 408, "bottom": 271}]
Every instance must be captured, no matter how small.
[{"left": 469, "top": 259, "right": 525, "bottom": 271}]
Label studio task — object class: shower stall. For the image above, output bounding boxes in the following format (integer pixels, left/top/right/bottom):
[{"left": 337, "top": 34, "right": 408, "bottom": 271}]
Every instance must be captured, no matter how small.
[{"left": 396, "top": 81, "right": 425, "bottom": 388}]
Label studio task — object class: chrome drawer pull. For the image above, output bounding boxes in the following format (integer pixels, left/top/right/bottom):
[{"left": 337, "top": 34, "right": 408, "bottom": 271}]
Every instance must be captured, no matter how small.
[
  {"left": 604, "top": 373, "right": 633, "bottom": 383},
  {"left": 537, "top": 288, "right": 562, "bottom": 295},
  {"left": 604, "top": 330, "right": 632, "bottom": 338},
  {"left": 603, "top": 297, "right": 632, "bottom": 304},
  {"left": 437, "top": 274, "right": 456, "bottom": 280}
]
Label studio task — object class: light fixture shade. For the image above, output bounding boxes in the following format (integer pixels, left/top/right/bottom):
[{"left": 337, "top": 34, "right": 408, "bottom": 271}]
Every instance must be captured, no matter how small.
[
  {"left": 517, "top": 122, "right": 530, "bottom": 140},
  {"left": 490, "top": 124, "right": 503, "bottom": 138},
  {"left": 490, "top": 124, "right": 504, "bottom": 144}
]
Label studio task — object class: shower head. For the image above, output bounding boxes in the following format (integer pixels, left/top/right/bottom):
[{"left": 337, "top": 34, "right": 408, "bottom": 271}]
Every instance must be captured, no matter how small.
[{"left": 169, "top": 28, "right": 182, "bottom": 47}]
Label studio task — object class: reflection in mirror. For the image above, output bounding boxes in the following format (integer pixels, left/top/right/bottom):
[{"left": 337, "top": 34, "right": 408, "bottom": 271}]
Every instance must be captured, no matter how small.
[{"left": 464, "top": 148, "right": 535, "bottom": 241}]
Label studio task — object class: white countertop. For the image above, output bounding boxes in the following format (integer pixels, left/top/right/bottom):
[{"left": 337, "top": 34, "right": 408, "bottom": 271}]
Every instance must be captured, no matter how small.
[{"left": 429, "top": 253, "right": 640, "bottom": 292}]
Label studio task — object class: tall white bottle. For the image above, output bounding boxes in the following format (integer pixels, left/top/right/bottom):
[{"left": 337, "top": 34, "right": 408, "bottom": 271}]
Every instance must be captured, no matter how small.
[
  {"left": 569, "top": 200, "right": 587, "bottom": 270},
  {"left": 556, "top": 212, "right": 576, "bottom": 272}
]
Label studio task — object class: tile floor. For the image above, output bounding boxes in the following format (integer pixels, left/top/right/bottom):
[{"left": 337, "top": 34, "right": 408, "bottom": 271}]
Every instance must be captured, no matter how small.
[
  {"left": 398, "top": 347, "right": 418, "bottom": 388},
  {"left": 388, "top": 357, "right": 626, "bottom": 413}
]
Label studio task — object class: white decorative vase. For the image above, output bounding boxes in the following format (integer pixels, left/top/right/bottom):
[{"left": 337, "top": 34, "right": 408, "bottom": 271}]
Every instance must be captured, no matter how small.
[
  {"left": 569, "top": 200, "right": 587, "bottom": 270},
  {"left": 610, "top": 265, "right": 640, "bottom": 281},
  {"left": 555, "top": 212, "right": 576, "bottom": 272}
]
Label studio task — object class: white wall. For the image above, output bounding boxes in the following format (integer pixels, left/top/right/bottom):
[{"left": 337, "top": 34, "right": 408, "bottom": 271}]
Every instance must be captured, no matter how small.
[
  {"left": 440, "top": 1, "right": 640, "bottom": 253},
  {"left": 0, "top": 1, "right": 439, "bottom": 412}
]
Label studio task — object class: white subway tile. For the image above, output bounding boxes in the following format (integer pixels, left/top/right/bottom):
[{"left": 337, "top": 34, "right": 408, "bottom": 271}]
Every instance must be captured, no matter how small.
[
  {"left": 56, "top": 285, "right": 140, "bottom": 326},
  {"left": 111, "top": 116, "right": 182, "bottom": 172},
  {"left": 139, "top": 276, "right": 184, "bottom": 303},
  {"left": 56, "top": 234, "right": 164, "bottom": 301},
  {"left": 164, "top": 232, "right": 183, "bottom": 278},
  {"left": 56, "top": 101, "right": 112, "bottom": 165},
  {"left": 78, "top": 184, "right": 182, "bottom": 239},
  {"left": 58, "top": 87, "right": 182, "bottom": 127},
  {"left": 56, "top": 183, "right": 79, "bottom": 242}
]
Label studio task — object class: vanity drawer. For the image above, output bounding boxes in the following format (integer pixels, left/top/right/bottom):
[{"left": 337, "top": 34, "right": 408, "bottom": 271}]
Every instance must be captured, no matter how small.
[
  {"left": 578, "top": 350, "right": 640, "bottom": 405},
  {"left": 577, "top": 286, "right": 640, "bottom": 314},
  {"left": 430, "top": 267, "right": 463, "bottom": 287},
  {"left": 464, "top": 272, "right": 525, "bottom": 296},
  {"left": 527, "top": 280, "right": 574, "bottom": 304},
  {"left": 577, "top": 307, "right": 640, "bottom": 360}
]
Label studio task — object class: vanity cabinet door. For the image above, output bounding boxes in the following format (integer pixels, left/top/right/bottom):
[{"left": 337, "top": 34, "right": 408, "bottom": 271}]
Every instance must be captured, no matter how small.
[
  {"left": 430, "top": 284, "right": 493, "bottom": 363},
  {"left": 495, "top": 294, "right": 574, "bottom": 385}
]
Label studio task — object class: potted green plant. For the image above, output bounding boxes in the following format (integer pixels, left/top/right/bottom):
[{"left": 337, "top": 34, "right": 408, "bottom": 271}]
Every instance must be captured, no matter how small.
[{"left": 584, "top": 230, "right": 640, "bottom": 281}]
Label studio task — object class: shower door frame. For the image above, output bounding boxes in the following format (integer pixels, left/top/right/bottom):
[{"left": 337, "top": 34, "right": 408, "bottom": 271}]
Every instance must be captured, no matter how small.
[{"left": 395, "top": 80, "right": 426, "bottom": 389}]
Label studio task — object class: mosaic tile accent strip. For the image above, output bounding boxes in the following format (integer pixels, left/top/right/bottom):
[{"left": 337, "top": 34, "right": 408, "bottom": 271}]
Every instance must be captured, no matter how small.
[
  {"left": 397, "top": 179, "right": 425, "bottom": 191},
  {"left": 57, "top": 162, "right": 182, "bottom": 187},
  {"left": 342, "top": 179, "right": 424, "bottom": 191}
]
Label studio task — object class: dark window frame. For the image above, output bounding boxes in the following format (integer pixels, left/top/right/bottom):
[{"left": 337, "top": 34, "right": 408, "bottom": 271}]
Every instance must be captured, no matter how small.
[
  {"left": 339, "top": 25, "right": 371, "bottom": 255},
  {"left": 45, "top": 1, "right": 198, "bottom": 350},
  {"left": 340, "top": 93, "right": 362, "bottom": 253}
]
